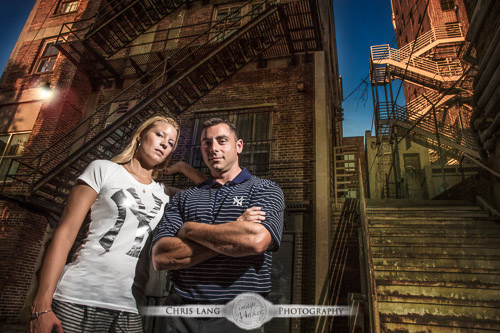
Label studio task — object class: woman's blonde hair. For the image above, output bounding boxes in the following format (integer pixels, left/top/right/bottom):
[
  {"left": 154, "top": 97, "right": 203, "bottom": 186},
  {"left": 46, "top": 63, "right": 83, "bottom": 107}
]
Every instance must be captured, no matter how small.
[{"left": 111, "top": 115, "right": 180, "bottom": 179}]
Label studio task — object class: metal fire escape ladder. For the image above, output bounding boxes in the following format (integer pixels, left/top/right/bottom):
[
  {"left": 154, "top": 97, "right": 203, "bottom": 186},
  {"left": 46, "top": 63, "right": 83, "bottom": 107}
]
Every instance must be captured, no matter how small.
[
  {"left": 55, "top": 0, "right": 188, "bottom": 83},
  {"left": 2, "top": 1, "right": 321, "bottom": 203},
  {"left": 371, "top": 44, "right": 464, "bottom": 90},
  {"left": 398, "top": 23, "right": 465, "bottom": 59},
  {"left": 369, "top": 21, "right": 478, "bottom": 163}
]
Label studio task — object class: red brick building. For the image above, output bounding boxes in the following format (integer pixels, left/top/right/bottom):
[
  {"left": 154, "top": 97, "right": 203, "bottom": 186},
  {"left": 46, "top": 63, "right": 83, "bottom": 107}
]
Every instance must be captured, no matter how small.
[{"left": 0, "top": 0, "right": 344, "bottom": 331}]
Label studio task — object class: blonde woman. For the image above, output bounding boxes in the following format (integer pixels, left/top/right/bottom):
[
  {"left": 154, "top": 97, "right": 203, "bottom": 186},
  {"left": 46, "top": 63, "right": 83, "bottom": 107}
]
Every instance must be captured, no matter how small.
[{"left": 30, "top": 116, "right": 204, "bottom": 333}]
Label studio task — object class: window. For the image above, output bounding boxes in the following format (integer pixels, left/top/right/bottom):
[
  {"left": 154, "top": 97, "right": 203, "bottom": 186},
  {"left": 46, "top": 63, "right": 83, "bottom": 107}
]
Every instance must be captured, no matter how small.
[
  {"left": 34, "top": 42, "right": 59, "bottom": 73},
  {"left": 440, "top": 0, "right": 454, "bottom": 11},
  {"left": 250, "top": 1, "right": 276, "bottom": 18},
  {"left": 57, "top": 1, "right": 79, "bottom": 15},
  {"left": 213, "top": 6, "right": 242, "bottom": 42},
  {"left": 190, "top": 110, "right": 272, "bottom": 176},
  {"left": 105, "top": 101, "right": 137, "bottom": 128},
  {"left": 403, "top": 153, "right": 421, "bottom": 171},
  {"left": 0, "top": 132, "right": 31, "bottom": 182}
]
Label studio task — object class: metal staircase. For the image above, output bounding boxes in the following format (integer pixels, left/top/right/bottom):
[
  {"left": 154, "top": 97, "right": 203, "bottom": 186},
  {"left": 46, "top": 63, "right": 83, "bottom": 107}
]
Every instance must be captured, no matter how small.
[
  {"left": 370, "top": 44, "right": 463, "bottom": 90},
  {"left": 1, "top": 1, "right": 321, "bottom": 204},
  {"left": 369, "top": 20, "right": 477, "bottom": 195},
  {"left": 365, "top": 200, "right": 500, "bottom": 332},
  {"left": 55, "top": 0, "right": 189, "bottom": 83},
  {"left": 397, "top": 23, "right": 465, "bottom": 60}
]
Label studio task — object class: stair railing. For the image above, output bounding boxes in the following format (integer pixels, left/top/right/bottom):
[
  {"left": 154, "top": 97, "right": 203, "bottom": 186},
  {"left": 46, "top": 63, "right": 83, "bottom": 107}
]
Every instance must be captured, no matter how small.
[
  {"left": 398, "top": 23, "right": 464, "bottom": 59},
  {"left": 357, "top": 157, "right": 380, "bottom": 333}
]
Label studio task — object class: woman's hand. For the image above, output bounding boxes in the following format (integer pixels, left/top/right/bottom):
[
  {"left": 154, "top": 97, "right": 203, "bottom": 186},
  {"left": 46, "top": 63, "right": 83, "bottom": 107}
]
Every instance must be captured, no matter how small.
[
  {"left": 29, "top": 310, "right": 63, "bottom": 333},
  {"left": 236, "top": 207, "right": 266, "bottom": 223}
]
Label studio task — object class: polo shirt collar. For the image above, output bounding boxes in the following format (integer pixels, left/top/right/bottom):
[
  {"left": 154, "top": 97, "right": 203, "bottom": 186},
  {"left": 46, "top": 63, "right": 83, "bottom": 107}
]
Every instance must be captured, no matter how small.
[{"left": 200, "top": 168, "right": 252, "bottom": 188}]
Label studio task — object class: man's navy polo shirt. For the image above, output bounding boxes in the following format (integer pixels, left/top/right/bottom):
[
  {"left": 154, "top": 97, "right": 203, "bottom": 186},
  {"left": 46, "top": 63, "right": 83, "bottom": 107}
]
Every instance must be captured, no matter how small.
[{"left": 153, "top": 168, "right": 285, "bottom": 304}]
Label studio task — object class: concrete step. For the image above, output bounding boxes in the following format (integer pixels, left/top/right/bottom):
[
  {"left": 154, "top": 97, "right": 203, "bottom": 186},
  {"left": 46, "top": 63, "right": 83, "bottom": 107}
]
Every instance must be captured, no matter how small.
[
  {"left": 367, "top": 211, "right": 491, "bottom": 218},
  {"left": 370, "top": 235, "right": 500, "bottom": 246},
  {"left": 375, "top": 270, "right": 500, "bottom": 288},
  {"left": 381, "top": 322, "right": 494, "bottom": 333},
  {"left": 372, "top": 245, "right": 500, "bottom": 258},
  {"left": 369, "top": 227, "right": 500, "bottom": 237},
  {"left": 377, "top": 285, "right": 500, "bottom": 307},
  {"left": 378, "top": 302, "right": 500, "bottom": 331},
  {"left": 373, "top": 257, "right": 500, "bottom": 271},
  {"left": 367, "top": 205, "right": 483, "bottom": 211},
  {"left": 366, "top": 199, "right": 474, "bottom": 207},
  {"left": 370, "top": 218, "right": 500, "bottom": 227}
]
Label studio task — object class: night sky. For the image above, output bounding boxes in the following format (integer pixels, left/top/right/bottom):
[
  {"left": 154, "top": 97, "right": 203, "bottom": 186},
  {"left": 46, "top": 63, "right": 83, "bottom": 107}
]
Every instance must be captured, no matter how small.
[{"left": 0, "top": 0, "right": 397, "bottom": 138}]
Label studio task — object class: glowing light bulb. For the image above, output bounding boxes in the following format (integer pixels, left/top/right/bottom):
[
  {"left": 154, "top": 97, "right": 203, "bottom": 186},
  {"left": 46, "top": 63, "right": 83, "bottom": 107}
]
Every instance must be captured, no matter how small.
[{"left": 38, "top": 82, "right": 54, "bottom": 100}]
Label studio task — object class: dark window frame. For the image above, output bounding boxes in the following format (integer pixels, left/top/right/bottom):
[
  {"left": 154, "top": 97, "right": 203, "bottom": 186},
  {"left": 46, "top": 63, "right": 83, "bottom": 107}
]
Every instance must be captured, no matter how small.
[
  {"left": 55, "top": 0, "right": 79, "bottom": 15},
  {"left": 189, "top": 109, "right": 273, "bottom": 177},
  {"left": 0, "top": 131, "right": 31, "bottom": 182},
  {"left": 33, "top": 41, "right": 60, "bottom": 73},
  {"left": 440, "top": 0, "right": 454, "bottom": 11}
]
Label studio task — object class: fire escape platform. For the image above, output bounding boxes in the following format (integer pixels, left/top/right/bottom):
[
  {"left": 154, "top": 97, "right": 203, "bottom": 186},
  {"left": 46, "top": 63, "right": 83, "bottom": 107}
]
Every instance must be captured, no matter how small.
[
  {"left": 377, "top": 59, "right": 462, "bottom": 83},
  {"left": 405, "top": 36, "right": 465, "bottom": 59}
]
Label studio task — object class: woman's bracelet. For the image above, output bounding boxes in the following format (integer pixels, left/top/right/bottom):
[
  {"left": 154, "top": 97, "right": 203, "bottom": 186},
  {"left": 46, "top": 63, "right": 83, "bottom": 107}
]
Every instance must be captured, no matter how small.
[{"left": 30, "top": 309, "right": 53, "bottom": 321}]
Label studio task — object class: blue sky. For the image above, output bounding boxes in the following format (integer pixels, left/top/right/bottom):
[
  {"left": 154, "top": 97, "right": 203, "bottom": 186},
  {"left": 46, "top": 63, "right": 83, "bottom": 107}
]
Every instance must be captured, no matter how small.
[{"left": 0, "top": 0, "right": 396, "bottom": 138}]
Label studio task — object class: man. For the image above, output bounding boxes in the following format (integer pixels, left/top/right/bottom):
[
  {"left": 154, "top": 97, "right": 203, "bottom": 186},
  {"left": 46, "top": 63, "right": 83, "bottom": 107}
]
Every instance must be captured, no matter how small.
[{"left": 152, "top": 118, "right": 284, "bottom": 332}]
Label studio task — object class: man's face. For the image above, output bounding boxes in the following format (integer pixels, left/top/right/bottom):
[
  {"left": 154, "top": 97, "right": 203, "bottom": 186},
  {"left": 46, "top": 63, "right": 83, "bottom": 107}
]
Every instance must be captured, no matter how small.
[{"left": 201, "top": 123, "right": 243, "bottom": 175}]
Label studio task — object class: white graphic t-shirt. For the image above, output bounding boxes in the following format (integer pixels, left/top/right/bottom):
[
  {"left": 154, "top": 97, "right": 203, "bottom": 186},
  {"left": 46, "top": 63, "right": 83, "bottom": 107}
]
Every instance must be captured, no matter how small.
[{"left": 53, "top": 160, "right": 170, "bottom": 313}]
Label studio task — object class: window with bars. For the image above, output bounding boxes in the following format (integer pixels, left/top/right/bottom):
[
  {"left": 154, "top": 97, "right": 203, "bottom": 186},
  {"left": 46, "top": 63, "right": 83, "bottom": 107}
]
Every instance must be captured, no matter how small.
[
  {"left": 440, "top": 0, "right": 454, "bottom": 11},
  {"left": 190, "top": 110, "right": 272, "bottom": 176},
  {"left": 33, "top": 41, "right": 59, "bottom": 73},
  {"left": 0, "top": 132, "right": 31, "bottom": 182},
  {"left": 57, "top": 1, "right": 79, "bottom": 15}
]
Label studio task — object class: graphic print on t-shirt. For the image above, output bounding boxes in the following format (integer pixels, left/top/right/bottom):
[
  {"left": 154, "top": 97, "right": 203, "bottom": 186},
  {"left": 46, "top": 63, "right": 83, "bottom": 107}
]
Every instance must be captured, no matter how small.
[{"left": 99, "top": 187, "right": 163, "bottom": 257}]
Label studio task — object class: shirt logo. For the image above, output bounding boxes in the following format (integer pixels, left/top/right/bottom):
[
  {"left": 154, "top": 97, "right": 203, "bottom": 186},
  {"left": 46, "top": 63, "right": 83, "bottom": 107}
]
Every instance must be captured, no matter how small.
[{"left": 233, "top": 196, "right": 244, "bottom": 206}]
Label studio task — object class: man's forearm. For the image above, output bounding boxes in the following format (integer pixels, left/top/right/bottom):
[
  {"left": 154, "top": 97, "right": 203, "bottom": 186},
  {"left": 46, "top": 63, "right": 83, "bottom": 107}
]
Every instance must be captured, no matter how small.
[
  {"left": 152, "top": 236, "right": 218, "bottom": 270},
  {"left": 178, "top": 221, "right": 272, "bottom": 257}
]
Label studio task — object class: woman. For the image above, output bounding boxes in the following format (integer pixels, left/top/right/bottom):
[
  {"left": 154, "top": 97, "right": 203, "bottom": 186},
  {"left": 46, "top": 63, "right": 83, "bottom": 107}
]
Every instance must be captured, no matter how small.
[{"left": 30, "top": 115, "right": 204, "bottom": 333}]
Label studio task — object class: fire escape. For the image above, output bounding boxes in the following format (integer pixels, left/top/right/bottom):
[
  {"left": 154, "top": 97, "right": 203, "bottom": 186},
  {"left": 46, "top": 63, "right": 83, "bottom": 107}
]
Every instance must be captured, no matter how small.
[
  {"left": 369, "top": 23, "right": 478, "bottom": 198},
  {"left": 0, "top": 0, "right": 322, "bottom": 209}
]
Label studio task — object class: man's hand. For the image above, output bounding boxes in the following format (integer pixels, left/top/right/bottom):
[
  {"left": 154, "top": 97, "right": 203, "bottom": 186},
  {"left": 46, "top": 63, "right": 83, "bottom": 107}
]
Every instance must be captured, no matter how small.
[
  {"left": 163, "top": 161, "right": 186, "bottom": 175},
  {"left": 236, "top": 207, "right": 266, "bottom": 223}
]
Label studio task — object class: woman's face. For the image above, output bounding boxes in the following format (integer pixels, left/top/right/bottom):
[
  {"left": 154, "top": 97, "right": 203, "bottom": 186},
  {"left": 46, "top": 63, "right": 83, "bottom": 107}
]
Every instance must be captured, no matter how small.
[{"left": 136, "top": 121, "right": 178, "bottom": 167}]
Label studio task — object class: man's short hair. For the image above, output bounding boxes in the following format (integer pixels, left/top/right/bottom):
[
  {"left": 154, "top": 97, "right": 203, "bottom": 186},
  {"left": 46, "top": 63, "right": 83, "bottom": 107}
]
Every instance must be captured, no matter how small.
[{"left": 202, "top": 118, "right": 240, "bottom": 141}]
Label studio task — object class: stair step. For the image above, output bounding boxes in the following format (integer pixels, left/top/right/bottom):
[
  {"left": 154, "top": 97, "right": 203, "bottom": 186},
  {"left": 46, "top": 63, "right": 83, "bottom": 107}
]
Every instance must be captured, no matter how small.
[
  {"left": 366, "top": 199, "right": 474, "bottom": 207},
  {"left": 372, "top": 245, "right": 500, "bottom": 258},
  {"left": 373, "top": 257, "right": 500, "bottom": 272},
  {"left": 369, "top": 218, "right": 500, "bottom": 227},
  {"left": 367, "top": 211, "right": 491, "bottom": 218},
  {"left": 377, "top": 285, "right": 500, "bottom": 307},
  {"left": 367, "top": 205, "right": 483, "bottom": 211},
  {"left": 375, "top": 270, "right": 500, "bottom": 288},
  {"left": 381, "top": 322, "right": 494, "bottom": 333},
  {"left": 378, "top": 302, "right": 500, "bottom": 330},
  {"left": 369, "top": 227, "right": 500, "bottom": 237},
  {"left": 371, "top": 235, "right": 499, "bottom": 246}
]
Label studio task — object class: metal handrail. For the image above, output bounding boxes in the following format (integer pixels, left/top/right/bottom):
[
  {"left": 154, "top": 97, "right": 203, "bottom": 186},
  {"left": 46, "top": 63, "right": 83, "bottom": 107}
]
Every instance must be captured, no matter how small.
[
  {"left": 399, "top": 23, "right": 463, "bottom": 58},
  {"left": 357, "top": 157, "right": 380, "bottom": 333},
  {"left": 371, "top": 44, "right": 463, "bottom": 77}
]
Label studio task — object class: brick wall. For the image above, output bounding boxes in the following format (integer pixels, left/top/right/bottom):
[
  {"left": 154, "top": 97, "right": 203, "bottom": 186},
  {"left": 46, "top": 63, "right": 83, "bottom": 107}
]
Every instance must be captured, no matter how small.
[{"left": 0, "top": 201, "right": 48, "bottom": 323}]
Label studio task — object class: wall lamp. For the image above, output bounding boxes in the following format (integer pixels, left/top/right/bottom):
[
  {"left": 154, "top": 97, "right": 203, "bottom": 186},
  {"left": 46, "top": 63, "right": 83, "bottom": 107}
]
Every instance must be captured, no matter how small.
[{"left": 39, "top": 82, "right": 54, "bottom": 100}]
